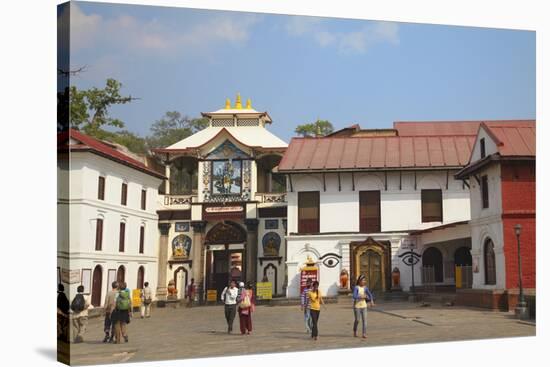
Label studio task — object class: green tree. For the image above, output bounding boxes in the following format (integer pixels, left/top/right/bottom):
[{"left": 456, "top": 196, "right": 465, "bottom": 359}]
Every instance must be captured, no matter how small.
[
  {"left": 70, "top": 78, "right": 138, "bottom": 134},
  {"left": 147, "top": 111, "right": 209, "bottom": 149},
  {"left": 294, "top": 119, "right": 334, "bottom": 137},
  {"left": 92, "top": 129, "right": 148, "bottom": 155}
]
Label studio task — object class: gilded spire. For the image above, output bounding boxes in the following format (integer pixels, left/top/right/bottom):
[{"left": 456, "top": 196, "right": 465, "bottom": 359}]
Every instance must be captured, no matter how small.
[
  {"left": 225, "top": 98, "right": 231, "bottom": 109},
  {"left": 246, "top": 98, "right": 252, "bottom": 109},
  {"left": 235, "top": 92, "right": 242, "bottom": 109}
]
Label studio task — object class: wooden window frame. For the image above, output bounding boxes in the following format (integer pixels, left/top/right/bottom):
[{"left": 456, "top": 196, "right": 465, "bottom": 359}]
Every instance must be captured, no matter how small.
[
  {"left": 297, "top": 191, "right": 320, "bottom": 234},
  {"left": 421, "top": 189, "right": 443, "bottom": 223},
  {"left": 359, "top": 190, "right": 381, "bottom": 233},
  {"left": 121, "top": 182, "right": 128, "bottom": 206},
  {"left": 98, "top": 176, "right": 105, "bottom": 201},
  {"left": 481, "top": 175, "right": 489, "bottom": 209},
  {"left": 139, "top": 225, "right": 145, "bottom": 254},
  {"left": 141, "top": 189, "right": 147, "bottom": 210},
  {"left": 119, "top": 222, "right": 126, "bottom": 252},
  {"left": 95, "top": 218, "right": 103, "bottom": 251},
  {"left": 480, "top": 138, "right": 486, "bottom": 159}
]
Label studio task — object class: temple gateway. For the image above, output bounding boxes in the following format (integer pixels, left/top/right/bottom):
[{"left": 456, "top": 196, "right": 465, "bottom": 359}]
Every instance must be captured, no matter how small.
[{"left": 153, "top": 94, "right": 288, "bottom": 301}]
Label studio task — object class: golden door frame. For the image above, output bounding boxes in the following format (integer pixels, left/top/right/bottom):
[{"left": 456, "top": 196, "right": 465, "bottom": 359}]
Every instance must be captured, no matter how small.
[{"left": 350, "top": 237, "right": 391, "bottom": 292}]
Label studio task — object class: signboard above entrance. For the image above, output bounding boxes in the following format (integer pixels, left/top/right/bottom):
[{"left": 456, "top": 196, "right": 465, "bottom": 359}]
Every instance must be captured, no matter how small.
[{"left": 202, "top": 204, "right": 245, "bottom": 220}]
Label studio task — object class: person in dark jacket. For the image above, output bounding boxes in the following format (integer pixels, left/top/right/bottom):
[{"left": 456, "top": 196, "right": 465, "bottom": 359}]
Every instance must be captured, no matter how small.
[{"left": 57, "top": 284, "right": 70, "bottom": 342}]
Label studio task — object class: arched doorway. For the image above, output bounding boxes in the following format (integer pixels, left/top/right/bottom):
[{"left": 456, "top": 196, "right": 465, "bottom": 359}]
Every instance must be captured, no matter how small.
[
  {"left": 174, "top": 266, "right": 188, "bottom": 299},
  {"left": 137, "top": 266, "right": 145, "bottom": 289},
  {"left": 117, "top": 265, "right": 126, "bottom": 284},
  {"left": 263, "top": 263, "right": 278, "bottom": 296},
  {"left": 204, "top": 221, "right": 247, "bottom": 299},
  {"left": 422, "top": 247, "right": 443, "bottom": 283},
  {"left": 484, "top": 238, "right": 496, "bottom": 285},
  {"left": 91, "top": 265, "right": 103, "bottom": 307}
]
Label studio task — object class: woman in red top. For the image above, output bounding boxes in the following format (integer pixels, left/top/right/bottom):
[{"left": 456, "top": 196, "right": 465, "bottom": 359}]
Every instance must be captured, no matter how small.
[{"left": 238, "top": 282, "right": 255, "bottom": 335}]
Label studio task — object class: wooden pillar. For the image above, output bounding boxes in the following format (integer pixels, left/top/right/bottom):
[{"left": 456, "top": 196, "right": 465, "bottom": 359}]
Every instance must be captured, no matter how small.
[
  {"left": 156, "top": 223, "right": 171, "bottom": 300},
  {"left": 191, "top": 220, "right": 207, "bottom": 303},
  {"left": 164, "top": 162, "right": 171, "bottom": 195},
  {"left": 244, "top": 219, "right": 259, "bottom": 284}
]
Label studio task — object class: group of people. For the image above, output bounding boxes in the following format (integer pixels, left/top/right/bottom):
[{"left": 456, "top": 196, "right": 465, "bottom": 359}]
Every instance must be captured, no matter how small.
[
  {"left": 57, "top": 275, "right": 375, "bottom": 344},
  {"left": 221, "top": 280, "right": 255, "bottom": 335},
  {"left": 56, "top": 281, "right": 153, "bottom": 344},
  {"left": 300, "top": 275, "right": 375, "bottom": 340}
]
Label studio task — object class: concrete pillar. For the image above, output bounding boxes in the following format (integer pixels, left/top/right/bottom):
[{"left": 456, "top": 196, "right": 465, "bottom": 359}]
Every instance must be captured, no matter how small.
[
  {"left": 191, "top": 220, "right": 207, "bottom": 303},
  {"left": 245, "top": 219, "right": 259, "bottom": 284},
  {"left": 156, "top": 223, "right": 171, "bottom": 300}
]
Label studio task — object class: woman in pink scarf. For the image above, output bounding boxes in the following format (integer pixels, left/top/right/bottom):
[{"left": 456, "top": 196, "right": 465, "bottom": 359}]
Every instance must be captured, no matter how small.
[{"left": 238, "top": 282, "right": 255, "bottom": 335}]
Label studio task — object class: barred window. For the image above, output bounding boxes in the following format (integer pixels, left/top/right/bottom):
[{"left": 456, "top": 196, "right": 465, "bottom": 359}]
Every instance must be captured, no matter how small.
[
  {"left": 298, "top": 191, "right": 320, "bottom": 234},
  {"left": 212, "top": 119, "right": 234, "bottom": 127},
  {"left": 421, "top": 189, "right": 443, "bottom": 222},
  {"left": 237, "top": 118, "right": 259, "bottom": 126}
]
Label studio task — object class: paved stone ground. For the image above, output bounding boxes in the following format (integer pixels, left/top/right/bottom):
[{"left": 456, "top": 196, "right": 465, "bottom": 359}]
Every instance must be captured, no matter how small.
[{"left": 60, "top": 300, "right": 535, "bottom": 365}]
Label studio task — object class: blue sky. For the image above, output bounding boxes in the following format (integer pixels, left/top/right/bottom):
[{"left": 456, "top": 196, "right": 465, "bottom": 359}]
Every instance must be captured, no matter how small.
[{"left": 64, "top": 1, "right": 535, "bottom": 142}]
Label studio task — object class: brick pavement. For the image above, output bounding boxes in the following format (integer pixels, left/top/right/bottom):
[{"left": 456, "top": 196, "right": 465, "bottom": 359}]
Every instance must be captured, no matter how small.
[{"left": 61, "top": 301, "right": 535, "bottom": 365}]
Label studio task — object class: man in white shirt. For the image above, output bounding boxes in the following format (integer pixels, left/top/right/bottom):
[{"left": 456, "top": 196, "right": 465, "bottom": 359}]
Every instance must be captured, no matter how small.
[
  {"left": 140, "top": 282, "right": 153, "bottom": 318},
  {"left": 221, "top": 280, "right": 239, "bottom": 334},
  {"left": 70, "top": 285, "right": 94, "bottom": 343}
]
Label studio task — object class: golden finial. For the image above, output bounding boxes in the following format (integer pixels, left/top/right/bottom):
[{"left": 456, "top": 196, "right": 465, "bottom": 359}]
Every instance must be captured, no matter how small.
[
  {"left": 246, "top": 98, "right": 252, "bottom": 109},
  {"left": 235, "top": 92, "right": 242, "bottom": 109},
  {"left": 225, "top": 98, "right": 231, "bottom": 109}
]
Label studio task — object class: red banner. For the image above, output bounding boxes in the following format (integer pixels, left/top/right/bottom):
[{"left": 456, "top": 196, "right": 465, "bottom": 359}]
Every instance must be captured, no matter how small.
[{"left": 300, "top": 269, "right": 318, "bottom": 295}]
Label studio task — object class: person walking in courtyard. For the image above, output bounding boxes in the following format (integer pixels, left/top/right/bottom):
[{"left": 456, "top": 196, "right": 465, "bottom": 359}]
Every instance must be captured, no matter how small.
[
  {"left": 57, "top": 284, "right": 70, "bottom": 342},
  {"left": 308, "top": 280, "right": 324, "bottom": 341},
  {"left": 238, "top": 282, "right": 255, "bottom": 335},
  {"left": 70, "top": 285, "right": 93, "bottom": 343},
  {"left": 112, "top": 281, "right": 132, "bottom": 343},
  {"left": 221, "top": 280, "right": 239, "bottom": 334},
  {"left": 103, "top": 281, "right": 118, "bottom": 343},
  {"left": 140, "top": 281, "right": 153, "bottom": 318},
  {"left": 300, "top": 278, "right": 313, "bottom": 334},
  {"left": 186, "top": 278, "right": 196, "bottom": 308},
  {"left": 352, "top": 275, "right": 375, "bottom": 339}
]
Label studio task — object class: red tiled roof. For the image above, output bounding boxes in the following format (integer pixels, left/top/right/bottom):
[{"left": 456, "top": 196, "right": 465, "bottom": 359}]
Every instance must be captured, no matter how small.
[
  {"left": 482, "top": 121, "right": 535, "bottom": 157},
  {"left": 58, "top": 129, "right": 166, "bottom": 179},
  {"left": 278, "top": 135, "right": 475, "bottom": 172}
]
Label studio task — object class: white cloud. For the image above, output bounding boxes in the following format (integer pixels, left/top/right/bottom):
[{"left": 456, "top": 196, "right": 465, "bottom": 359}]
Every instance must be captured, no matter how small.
[
  {"left": 284, "top": 16, "right": 399, "bottom": 54},
  {"left": 68, "top": 3, "right": 260, "bottom": 52}
]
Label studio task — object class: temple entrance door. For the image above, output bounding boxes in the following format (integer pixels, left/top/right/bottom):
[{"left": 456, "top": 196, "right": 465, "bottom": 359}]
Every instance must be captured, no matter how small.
[
  {"left": 210, "top": 249, "right": 244, "bottom": 299},
  {"left": 351, "top": 238, "right": 389, "bottom": 294},
  {"left": 358, "top": 250, "right": 383, "bottom": 292}
]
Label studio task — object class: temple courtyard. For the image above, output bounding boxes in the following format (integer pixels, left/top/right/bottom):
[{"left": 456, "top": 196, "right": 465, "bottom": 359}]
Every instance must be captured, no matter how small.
[{"left": 60, "top": 300, "right": 535, "bottom": 365}]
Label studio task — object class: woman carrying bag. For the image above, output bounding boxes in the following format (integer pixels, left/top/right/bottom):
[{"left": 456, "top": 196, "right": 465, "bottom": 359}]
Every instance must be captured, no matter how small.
[
  {"left": 238, "top": 282, "right": 255, "bottom": 335},
  {"left": 352, "top": 275, "right": 375, "bottom": 339}
]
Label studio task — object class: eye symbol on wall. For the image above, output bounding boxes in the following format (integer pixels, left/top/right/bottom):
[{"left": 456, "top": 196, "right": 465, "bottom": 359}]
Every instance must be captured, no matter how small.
[
  {"left": 398, "top": 251, "right": 421, "bottom": 266},
  {"left": 319, "top": 253, "right": 342, "bottom": 268}
]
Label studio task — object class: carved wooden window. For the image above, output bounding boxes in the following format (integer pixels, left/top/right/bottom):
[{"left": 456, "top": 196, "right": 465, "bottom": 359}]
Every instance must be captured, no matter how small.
[
  {"left": 139, "top": 226, "right": 145, "bottom": 254},
  {"left": 298, "top": 191, "right": 320, "bottom": 234},
  {"left": 421, "top": 189, "right": 443, "bottom": 222},
  {"left": 141, "top": 189, "right": 147, "bottom": 210},
  {"left": 359, "top": 190, "right": 381, "bottom": 233}
]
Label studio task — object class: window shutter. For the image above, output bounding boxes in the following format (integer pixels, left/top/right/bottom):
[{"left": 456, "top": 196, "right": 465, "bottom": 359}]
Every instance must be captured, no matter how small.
[
  {"left": 421, "top": 189, "right": 443, "bottom": 222},
  {"left": 121, "top": 183, "right": 128, "bottom": 206},
  {"left": 298, "top": 191, "right": 320, "bottom": 234},
  {"left": 98, "top": 176, "right": 105, "bottom": 200},
  {"left": 95, "top": 219, "right": 103, "bottom": 251},
  {"left": 139, "top": 226, "right": 145, "bottom": 254},
  {"left": 119, "top": 222, "right": 126, "bottom": 252},
  {"left": 359, "top": 191, "right": 381, "bottom": 233}
]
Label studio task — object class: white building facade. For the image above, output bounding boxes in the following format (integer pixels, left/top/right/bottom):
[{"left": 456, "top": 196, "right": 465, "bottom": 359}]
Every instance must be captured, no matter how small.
[
  {"left": 279, "top": 122, "right": 480, "bottom": 298},
  {"left": 58, "top": 130, "right": 164, "bottom": 307}
]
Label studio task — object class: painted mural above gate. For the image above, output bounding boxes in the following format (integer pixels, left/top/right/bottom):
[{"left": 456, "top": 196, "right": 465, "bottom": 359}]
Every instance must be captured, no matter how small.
[{"left": 206, "top": 140, "right": 249, "bottom": 160}]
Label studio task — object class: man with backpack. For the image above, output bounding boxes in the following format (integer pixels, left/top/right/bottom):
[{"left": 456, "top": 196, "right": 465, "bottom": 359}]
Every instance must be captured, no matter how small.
[
  {"left": 111, "top": 282, "right": 132, "bottom": 343},
  {"left": 70, "top": 285, "right": 93, "bottom": 343},
  {"left": 103, "top": 281, "right": 118, "bottom": 343},
  {"left": 140, "top": 281, "right": 153, "bottom": 318}
]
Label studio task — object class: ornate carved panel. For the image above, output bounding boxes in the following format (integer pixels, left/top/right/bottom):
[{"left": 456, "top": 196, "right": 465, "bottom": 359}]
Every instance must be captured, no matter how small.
[{"left": 204, "top": 221, "right": 247, "bottom": 245}]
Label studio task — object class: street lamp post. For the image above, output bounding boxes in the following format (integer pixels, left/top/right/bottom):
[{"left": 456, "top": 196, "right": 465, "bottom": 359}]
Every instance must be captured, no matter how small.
[{"left": 514, "top": 224, "right": 529, "bottom": 320}]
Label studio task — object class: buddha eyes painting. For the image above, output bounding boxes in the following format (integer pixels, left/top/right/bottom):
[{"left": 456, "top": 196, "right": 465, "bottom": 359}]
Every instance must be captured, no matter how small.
[{"left": 212, "top": 160, "right": 242, "bottom": 195}]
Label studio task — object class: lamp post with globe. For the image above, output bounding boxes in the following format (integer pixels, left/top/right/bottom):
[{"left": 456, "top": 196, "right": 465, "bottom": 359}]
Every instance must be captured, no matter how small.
[{"left": 514, "top": 224, "right": 529, "bottom": 320}]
